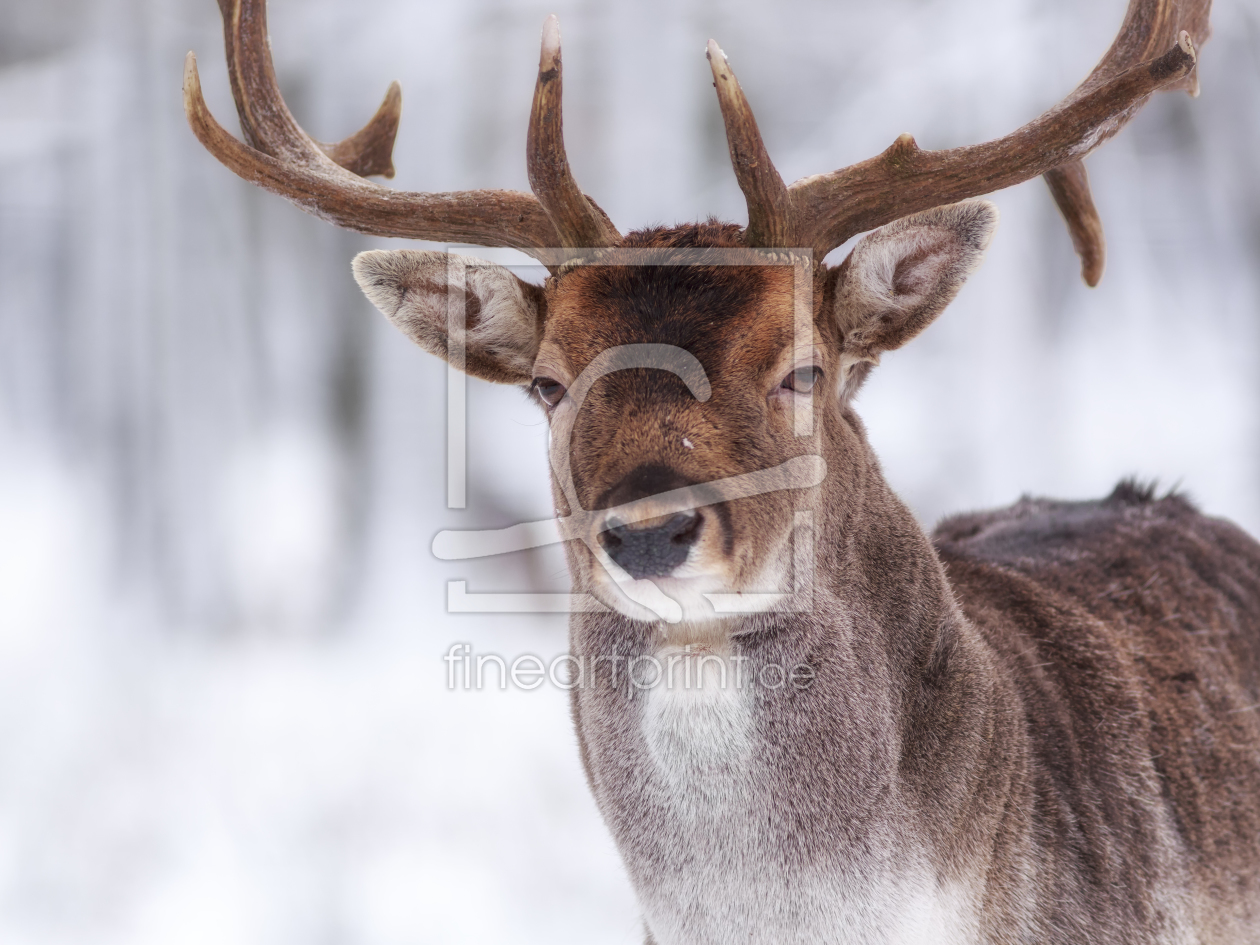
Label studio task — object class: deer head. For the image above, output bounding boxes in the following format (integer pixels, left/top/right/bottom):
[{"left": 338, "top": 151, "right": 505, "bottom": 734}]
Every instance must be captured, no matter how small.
[{"left": 184, "top": 0, "right": 1208, "bottom": 625}]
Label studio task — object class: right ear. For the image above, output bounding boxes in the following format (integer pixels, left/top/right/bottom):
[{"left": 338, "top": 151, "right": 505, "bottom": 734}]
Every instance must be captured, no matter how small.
[
  {"left": 352, "top": 250, "right": 546, "bottom": 385},
  {"left": 827, "top": 201, "right": 997, "bottom": 394}
]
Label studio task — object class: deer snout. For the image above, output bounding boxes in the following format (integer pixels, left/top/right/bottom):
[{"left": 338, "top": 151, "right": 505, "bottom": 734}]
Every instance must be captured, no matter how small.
[
  {"left": 593, "top": 463, "right": 716, "bottom": 579},
  {"left": 599, "top": 510, "right": 703, "bottom": 579}
]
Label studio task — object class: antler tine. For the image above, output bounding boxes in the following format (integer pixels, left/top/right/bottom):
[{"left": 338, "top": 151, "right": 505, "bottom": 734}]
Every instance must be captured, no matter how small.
[
  {"left": 187, "top": 0, "right": 570, "bottom": 260},
  {"left": 1039, "top": 0, "right": 1210, "bottom": 284},
  {"left": 218, "top": 0, "right": 399, "bottom": 177},
  {"left": 184, "top": 52, "right": 561, "bottom": 254},
  {"left": 527, "top": 15, "right": 620, "bottom": 249},
  {"left": 1073, "top": 0, "right": 1210, "bottom": 97},
  {"left": 788, "top": 0, "right": 1208, "bottom": 280},
  {"left": 323, "top": 81, "right": 402, "bottom": 180},
  {"left": 1045, "top": 161, "right": 1106, "bottom": 287},
  {"left": 706, "top": 41, "right": 793, "bottom": 248}
]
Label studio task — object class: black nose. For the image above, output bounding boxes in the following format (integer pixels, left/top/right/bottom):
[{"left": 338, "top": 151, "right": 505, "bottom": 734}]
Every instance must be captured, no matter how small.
[{"left": 599, "top": 511, "right": 702, "bottom": 579}]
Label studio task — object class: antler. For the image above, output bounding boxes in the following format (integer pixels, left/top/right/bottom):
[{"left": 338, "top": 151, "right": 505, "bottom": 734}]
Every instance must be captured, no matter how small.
[
  {"left": 184, "top": 0, "right": 618, "bottom": 262},
  {"left": 1039, "top": 0, "right": 1210, "bottom": 285},
  {"left": 706, "top": 40, "right": 793, "bottom": 248},
  {"left": 214, "top": 0, "right": 399, "bottom": 178},
  {"left": 528, "top": 16, "right": 621, "bottom": 248},
  {"left": 711, "top": 0, "right": 1211, "bottom": 284}
]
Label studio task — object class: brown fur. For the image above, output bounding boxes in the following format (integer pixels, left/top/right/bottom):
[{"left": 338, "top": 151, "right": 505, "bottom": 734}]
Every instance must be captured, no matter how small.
[
  {"left": 934, "top": 487, "right": 1260, "bottom": 940},
  {"left": 356, "top": 210, "right": 1260, "bottom": 943},
  {"left": 557, "top": 224, "right": 1260, "bottom": 942}
]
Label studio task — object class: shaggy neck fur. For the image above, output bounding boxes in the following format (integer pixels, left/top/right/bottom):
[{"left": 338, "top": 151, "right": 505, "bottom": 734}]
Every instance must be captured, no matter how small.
[
  {"left": 567, "top": 383, "right": 1260, "bottom": 943},
  {"left": 568, "top": 396, "right": 1009, "bottom": 944}
]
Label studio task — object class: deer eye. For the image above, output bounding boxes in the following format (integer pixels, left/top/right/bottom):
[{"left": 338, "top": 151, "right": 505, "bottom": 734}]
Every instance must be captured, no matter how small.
[
  {"left": 780, "top": 366, "right": 824, "bottom": 394},
  {"left": 532, "top": 377, "right": 567, "bottom": 407}
]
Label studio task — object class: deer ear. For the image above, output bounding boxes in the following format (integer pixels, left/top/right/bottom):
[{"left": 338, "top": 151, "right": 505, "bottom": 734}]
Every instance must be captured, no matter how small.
[
  {"left": 353, "top": 250, "right": 546, "bottom": 385},
  {"left": 832, "top": 201, "right": 997, "bottom": 363}
]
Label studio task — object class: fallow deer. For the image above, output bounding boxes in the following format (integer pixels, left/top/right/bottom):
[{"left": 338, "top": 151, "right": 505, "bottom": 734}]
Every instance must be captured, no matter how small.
[{"left": 185, "top": 0, "right": 1260, "bottom": 941}]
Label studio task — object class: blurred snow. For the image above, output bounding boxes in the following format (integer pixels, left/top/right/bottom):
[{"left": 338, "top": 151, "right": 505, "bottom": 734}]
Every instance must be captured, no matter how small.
[{"left": 0, "top": 0, "right": 1257, "bottom": 941}]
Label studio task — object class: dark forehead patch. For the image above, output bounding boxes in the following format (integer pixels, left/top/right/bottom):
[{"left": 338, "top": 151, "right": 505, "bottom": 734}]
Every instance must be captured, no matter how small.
[
  {"left": 584, "top": 264, "right": 764, "bottom": 338},
  {"left": 547, "top": 223, "right": 796, "bottom": 369}
]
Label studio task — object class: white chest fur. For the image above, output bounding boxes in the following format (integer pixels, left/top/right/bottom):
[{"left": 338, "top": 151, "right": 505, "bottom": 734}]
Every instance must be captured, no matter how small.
[
  {"left": 640, "top": 648, "right": 754, "bottom": 789},
  {"left": 634, "top": 651, "right": 979, "bottom": 945}
]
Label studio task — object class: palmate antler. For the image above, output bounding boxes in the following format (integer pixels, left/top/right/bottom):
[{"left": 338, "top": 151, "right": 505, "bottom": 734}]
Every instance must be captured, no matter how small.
[
  {"left": 711, "top": 0, "right": 1211, "bottom": 284},
  {"left": 183, "top": 1, "right": 615, "bottom": 263},
  {"left": 186, "top": 0, "right": 1209, "bottom": 284}
]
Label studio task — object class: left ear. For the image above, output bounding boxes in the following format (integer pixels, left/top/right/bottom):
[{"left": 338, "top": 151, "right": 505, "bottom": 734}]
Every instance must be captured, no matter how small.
[
  {"left": 830, "top": 200, "right": 997, "bottom": 363},
  {"left": 353, "top": 249, "right": 546, "bottom": 385}
]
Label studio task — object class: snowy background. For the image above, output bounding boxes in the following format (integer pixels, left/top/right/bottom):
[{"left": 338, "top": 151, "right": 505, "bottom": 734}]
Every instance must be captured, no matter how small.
[{"left": 1, "top": 0, "right": 1258, "bottom": 942}]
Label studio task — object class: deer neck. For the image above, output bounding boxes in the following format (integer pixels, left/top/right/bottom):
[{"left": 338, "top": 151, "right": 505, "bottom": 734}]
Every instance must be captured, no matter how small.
[
  {"left": 812, "top": 404, "right": 961, "bottom": 654},
  {"left": 570, "top": 408, "right": 1007, "bottom": 942}
]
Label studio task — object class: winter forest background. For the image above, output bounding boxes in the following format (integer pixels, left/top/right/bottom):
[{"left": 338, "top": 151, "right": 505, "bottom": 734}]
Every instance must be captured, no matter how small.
[{"left": 1, "top": 0, "right": 1259, "bottom": 942}]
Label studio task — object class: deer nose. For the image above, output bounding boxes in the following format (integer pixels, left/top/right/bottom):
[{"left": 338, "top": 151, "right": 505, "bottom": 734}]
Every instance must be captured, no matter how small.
[{"left": 599, "top": 510, "right": 703, "bottom": 579}]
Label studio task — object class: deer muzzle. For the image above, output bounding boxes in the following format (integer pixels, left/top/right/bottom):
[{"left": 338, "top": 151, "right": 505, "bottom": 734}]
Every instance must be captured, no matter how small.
[{"left": 599, "top": 510, "right": 704, "bottom": 579}]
